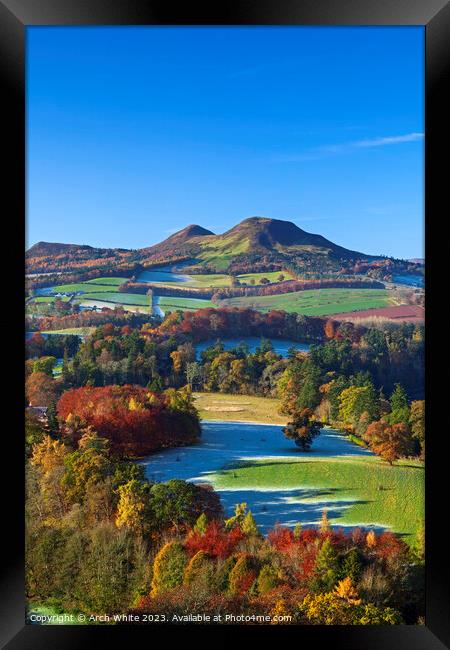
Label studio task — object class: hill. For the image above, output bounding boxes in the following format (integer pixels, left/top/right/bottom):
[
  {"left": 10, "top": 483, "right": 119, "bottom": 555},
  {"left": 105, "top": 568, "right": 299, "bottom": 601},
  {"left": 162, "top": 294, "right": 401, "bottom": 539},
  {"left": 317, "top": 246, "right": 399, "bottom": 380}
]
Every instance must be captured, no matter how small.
[
  {"left": 139, "top": 224, "right": 214, "bottom": 259},
  {"left": 26, "top": 216, "right": 387, "bottom": 277},
  {"left": 135, "top": 217, "right": 374, "bottom": 273},
  {"left": 26, "top": 241, "right": 96, "bottom": 258}
]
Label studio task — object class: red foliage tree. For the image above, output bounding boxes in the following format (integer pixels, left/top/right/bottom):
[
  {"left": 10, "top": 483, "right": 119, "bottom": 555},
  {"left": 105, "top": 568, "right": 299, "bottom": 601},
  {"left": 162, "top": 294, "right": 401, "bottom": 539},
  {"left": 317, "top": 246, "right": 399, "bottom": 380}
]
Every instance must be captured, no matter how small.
[
  {"left": 57, "top": 385, "right": 200, "bottom": 455},
  {"left": 185, "top": 520, "right": 244, "bottom": 559}
]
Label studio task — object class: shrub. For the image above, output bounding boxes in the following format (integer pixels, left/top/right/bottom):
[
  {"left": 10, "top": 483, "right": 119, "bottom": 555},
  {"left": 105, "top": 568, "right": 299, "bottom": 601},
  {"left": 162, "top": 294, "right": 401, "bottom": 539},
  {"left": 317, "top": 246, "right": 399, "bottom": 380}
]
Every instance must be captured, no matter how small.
[
  {"left": 184, "top": 550, "right": 213, "bottom": 588},
  {"left": 228, "top": 554, "right": 258, "bottom": 596},
  {"left": 299, "top": 591, "right": 402, "bottom": 625},
  {"left": 257, "top": 564, "right": 280, "bottom": 595},
  {"left": 151, "top": 541, "right": 188, "bottom": 596}
]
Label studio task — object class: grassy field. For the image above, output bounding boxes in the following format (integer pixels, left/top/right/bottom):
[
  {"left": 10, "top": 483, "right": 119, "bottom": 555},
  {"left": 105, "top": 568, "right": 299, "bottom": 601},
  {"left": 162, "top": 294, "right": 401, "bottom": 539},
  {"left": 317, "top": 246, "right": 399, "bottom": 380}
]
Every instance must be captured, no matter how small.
[
  {"left": 237, "top": 270, "right": 294, "bottom": 284},
  {"left": 222, "top": 288, "right": 390, "bottom": 316},
  {"left": 75, "top": 292, "right": 151, "bottom": 306},
  {"left": 186, "top": 274, "right": 231, "bottom": 288},
  {"left": 149, "top": 270, "right": 295, "bottom": 289},
  {"left": 29, "top": 296, "right": 71, "bottom": 303},
  {"left": 158, "top": 296, "right": 215, "bottom": 311},
  {"left": 85, "top": 277, "right": 127, "bottom": 286},
  {"left": 41, "top": 327, "right": 96, "bottom": 336},
  {"left": 79, "top": 299, "right": 151, "bottom": 314},
  {"left": 212, "top": 455, "right": 424, "bottom": 544},
  {"left": 50, "top": 282, "right": 122, "bottom": 294},
  {"left": 193, "top": 392, "right": 288, "bottom": 425}
]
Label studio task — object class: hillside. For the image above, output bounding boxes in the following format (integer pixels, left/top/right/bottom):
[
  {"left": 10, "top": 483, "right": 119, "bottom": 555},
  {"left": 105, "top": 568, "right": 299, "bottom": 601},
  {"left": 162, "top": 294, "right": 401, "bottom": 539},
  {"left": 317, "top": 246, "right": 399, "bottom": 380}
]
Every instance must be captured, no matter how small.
[
  {"left": 139, "top": 224, "right": 214, "bottom": 259},
  {"left": 135, "top": 217, "right": 375, "bottom": 273},
  {"left": 26, "top": 241, "right": 96, "bottom": 258},
  {"left": 26, "top": 216, "right": 388, "bottom": 277}
]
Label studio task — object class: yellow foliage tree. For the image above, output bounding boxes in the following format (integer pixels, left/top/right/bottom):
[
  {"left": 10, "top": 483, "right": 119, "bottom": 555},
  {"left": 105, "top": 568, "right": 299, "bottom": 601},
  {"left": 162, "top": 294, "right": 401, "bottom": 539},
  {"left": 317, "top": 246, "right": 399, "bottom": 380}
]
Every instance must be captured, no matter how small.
[
  {"left": 320, "top": 509, "right": 330, "bottom": 533},
  {"left": 31, "top": 435, "right": 68, "bottom": 476},
  {"left": 366, "top": 530, "right": 377, "bottom": 549},
  {"left": 151, "top": 541, "right": 187, "bottom": 596},
  {"left": 270, "top": 599, "right": 290, "bottom": 625},
  {"left": 115, "top": 479, "right": 149, "bottom": 535},
  {"left": 334, "top": 577, "right": 361, "bottom": 605}
]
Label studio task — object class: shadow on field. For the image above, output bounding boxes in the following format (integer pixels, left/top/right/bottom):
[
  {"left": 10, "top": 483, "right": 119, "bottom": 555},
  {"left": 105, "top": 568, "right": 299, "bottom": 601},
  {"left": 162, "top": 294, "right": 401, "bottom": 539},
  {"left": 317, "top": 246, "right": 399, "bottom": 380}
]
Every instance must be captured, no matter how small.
[{"left": 215, "top": 485, "right": 377, "bottom": 534}]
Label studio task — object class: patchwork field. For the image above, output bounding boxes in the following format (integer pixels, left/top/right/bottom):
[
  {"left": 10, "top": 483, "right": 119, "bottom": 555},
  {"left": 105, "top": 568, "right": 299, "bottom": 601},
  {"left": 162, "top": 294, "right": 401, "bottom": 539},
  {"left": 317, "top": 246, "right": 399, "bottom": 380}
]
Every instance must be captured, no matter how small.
[
  {"left": 184, "top": 273, "right": 231, "bottom": 287},
  {"left": 75, "top": 292, "right": 151, "bottom": 306},
  {"left": 143, "top": 270, "right": 294, "bottom": 289},
  {"left": 221, "top": 288, "right": 391, "bottom": 316},
  {"left": 78, "top": 298, "right": 152, "bottom": 314},
  {"left": 212, "top": 455, "right": 424, "bottom": 544},
  {"left": 157, "top": 296, "right": 215, "bottom": 311},
  {"left": 49, "top": 280, "right": 124, "bottom": 294},
  {"left": 193, "top": 392, "right": 287, "bottom": 424},
  {"left": 84, "top": 277, "right": 127, "bottom": 286},
  {"left": 332, "top": 304, "right": 425, "bottom": 323},
  {"left": 29, "top": 296, "right": 71, "bottom": 303},
  {"left": 41, "top": 327, "right": 96, "bottom": 336}
]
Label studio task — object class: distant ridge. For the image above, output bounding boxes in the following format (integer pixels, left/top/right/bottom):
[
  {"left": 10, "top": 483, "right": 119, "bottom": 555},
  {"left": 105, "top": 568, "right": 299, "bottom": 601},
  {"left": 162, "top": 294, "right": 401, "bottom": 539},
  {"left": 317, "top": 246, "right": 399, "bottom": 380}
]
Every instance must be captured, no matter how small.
[
  {"left": 26, "top": 215, "right": 396, "bottom": 276},
  {"left": 26, "top": 241, "right": 95, "bottom": 257}
]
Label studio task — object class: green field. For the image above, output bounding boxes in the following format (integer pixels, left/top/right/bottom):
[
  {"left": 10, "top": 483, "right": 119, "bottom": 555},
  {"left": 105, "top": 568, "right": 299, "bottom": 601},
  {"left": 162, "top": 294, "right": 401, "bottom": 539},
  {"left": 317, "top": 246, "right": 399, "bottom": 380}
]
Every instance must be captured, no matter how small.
[
  {"left": 79, "top": 298, "right": 151, "bottom": 314},
  {"left": 85, "top": 277, "right": 127, "bottom": 286},
  {"left": 41, "top": 327, "right": 96, "bottom": 336},
  {"left": 75, "top": 292, "right": 151, "bottom": 306},
  {"left": 50, "top": 282, "right": 122, "bottom": 294},
  {"left": 237, "top": 270, "right": 294, "bottom": 284},
  {"left": 185, "top": 274, "right": 231, "bottom": 288},
  {"left": 158, "top": 296, "right": 215, "bottom": 311},
  {"left": 222, "top": 288, "right": 390, "bottom": 316},
  {"left": 193, "top": 392, "right": 287, "bottom": 425},
  {"left": 212, "top": 455, "right": 424, "bottom": 544},
  {"left": 29, "top": 296, "right": 71, "bottom": 303}
]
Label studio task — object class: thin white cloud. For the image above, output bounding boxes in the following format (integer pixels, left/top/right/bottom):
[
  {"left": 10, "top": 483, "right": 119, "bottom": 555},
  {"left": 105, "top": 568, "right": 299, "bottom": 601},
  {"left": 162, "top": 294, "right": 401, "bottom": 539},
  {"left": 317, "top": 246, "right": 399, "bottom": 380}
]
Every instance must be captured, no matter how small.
[
  {"left": 275, "top": 132, "right": 424, "bottom": 163},
  {"left": 354, "top": 132, "right": 424, "bottom": 148}
]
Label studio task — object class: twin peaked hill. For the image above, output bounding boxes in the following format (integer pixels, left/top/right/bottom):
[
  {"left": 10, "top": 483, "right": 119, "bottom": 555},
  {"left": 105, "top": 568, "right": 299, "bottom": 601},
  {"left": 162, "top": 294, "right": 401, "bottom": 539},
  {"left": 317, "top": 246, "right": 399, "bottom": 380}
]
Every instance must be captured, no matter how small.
[{"left": 27, "top": 216, "right": 377, "bottom": 274}]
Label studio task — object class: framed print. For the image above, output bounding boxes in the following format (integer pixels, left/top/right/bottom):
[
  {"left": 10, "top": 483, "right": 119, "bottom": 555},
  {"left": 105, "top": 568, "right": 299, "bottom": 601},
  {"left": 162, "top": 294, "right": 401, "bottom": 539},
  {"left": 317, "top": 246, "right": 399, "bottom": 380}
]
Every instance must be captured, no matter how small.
[{"left": 1, "top": 0, "right": 449, "bottom": 648}]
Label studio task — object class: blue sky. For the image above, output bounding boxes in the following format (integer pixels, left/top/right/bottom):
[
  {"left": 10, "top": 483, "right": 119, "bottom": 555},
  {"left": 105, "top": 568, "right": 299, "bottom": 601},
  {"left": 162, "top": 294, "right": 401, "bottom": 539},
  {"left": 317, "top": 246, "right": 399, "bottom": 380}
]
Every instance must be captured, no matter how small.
[{"left": 27, "top": 27, "right": 424, "bottom": 258}]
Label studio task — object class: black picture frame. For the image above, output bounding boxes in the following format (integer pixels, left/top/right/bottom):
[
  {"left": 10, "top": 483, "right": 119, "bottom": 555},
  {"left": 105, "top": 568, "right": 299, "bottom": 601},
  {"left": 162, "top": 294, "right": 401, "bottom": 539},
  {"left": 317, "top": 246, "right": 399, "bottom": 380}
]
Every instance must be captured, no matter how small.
[{"left": 1, "top": 1, "right": 448, "bottom": 647}]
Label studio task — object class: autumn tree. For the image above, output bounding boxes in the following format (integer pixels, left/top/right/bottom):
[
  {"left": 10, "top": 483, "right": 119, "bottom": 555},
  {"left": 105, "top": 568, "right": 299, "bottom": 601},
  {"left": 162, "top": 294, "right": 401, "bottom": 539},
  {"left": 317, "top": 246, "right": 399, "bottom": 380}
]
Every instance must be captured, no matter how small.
[
  {"left": 183, "top": 550, "right": 214, "bottom": 589},
  {"left": 33, "top": 356, "right": 57, "bottom": 376},
  {"left": 149, "top": 480, "right": 222, "bottom": 533},
  {"left": 115, "top": 479, "right": 152, "bottom": 535},
  {"left": 228, "top": 554, "right": 258, "bottom": 596},
  {"left": 30, "top": 435, "right": 69, "bottom": 521},
  {"left": 26, "top": 372, "right": 58, "bottom": 407},
  {"left": 241, "top": 511, "right": 259, "bottom": 537},
  {"left": 364, "top": 420, "right": 413, "bottom": 464},
  {"left": 151, "top": 541, "right": 188, "bottom": 596},
  {"left": 283, "top": 408, "right": 321, "bottom": 451},
  {"left": 299, "top": 591, "right": 402, "bottom": 625},
  {"left": 257, "top": 564, "right": 280, "bottom": 594}
]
